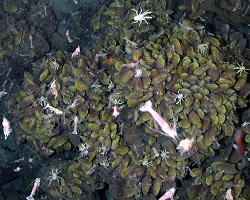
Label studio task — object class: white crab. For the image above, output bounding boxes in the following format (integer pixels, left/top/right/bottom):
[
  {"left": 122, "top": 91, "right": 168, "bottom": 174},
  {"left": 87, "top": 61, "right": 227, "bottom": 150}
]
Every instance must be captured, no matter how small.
[
  {"left": 47, "top": 168, "right": 61, "bottom": 186},
  {"left": 233, "top": 62, "right": 250, "bottom": 75},
  {"left": 159, "top": 149, "right": 170, "bottom": 160},
  {"left": 197, "top": 43, "right": 209, "bottom": 55},
  {"left": 139, "top": 155, "right": 152, "bottom": 167},
  {"left": 37, "top": 96, "right": 49, "bottom": 107},
  {"left": 173, "top": 90, "right": 187, "bottom": 104},
  {"left": 131, "top": 7, "right": 152, "bottom": 26}
]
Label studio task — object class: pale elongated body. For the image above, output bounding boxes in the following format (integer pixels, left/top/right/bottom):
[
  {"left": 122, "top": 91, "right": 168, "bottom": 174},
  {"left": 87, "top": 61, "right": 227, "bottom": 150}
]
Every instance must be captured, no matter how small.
[
  {"left": 50, "top": 80, "right": 58, "bottom": 98},
  {"left": 26, "top": 178, "right": 40, "bottom": 200},
  {"left": 139, "top": 100, "right": 177, "bottom": 140},
  {"left": 45, "top": 104, "right": 63, "bottom": 115},
  {"left": 2, "top": 117, "right": 12, "bottom": 140},
  {"left": 159, "top": 187, "right": 176, "bottom": 200}
]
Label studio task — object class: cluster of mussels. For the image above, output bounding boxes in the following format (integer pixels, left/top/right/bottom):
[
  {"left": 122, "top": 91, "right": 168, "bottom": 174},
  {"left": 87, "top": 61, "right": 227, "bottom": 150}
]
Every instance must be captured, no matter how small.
[
  {"left": 0, "top": 0, "right": 54, "bottom": 65},
  {"left": 187, "top": 160, "right": 248, "bottom": 199},
  {"left": 0, "top": 1, "right": 41, "bottom": 64},
  {"left": 8, "top": 0, "right": 250, "bottom": 199},
  {"left": 0, "top": 0, "right": 25, "bottom": 59}
]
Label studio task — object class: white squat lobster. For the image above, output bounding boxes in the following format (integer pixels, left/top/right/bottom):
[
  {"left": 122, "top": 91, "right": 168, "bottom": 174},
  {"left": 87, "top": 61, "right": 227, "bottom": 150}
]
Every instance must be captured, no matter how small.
[
  {"left": 47, "top": 168, "right": 61, "bottom": 186},
  {"left": 197, "top": 43, "right": 209, "bottom": 55},
  {"left": 131, "top": 7, "right": 152, "bottom": 26},
  {"left": 173, "top": 90, "right": 187, "bottom": 105},
  {"left": 233, "top": 62, "right": 250, "bottom": 75}
]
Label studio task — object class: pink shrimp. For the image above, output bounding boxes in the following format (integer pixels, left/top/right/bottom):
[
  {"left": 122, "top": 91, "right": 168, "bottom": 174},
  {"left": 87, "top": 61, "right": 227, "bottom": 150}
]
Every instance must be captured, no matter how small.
[
  {"left": 112, "top": 105, "right": 120, "bottom": 118},
  {"left": 225, "top": 189, "right": 234, "bottom": 200},
  {"left": 26, "top": 178, "right": 40, "bottom": 200},
  {"left": 139, "top": 100, "right": 178, "bottom": 140},
  {"left": 71, "top": 46, "right": 80, "bottom": 58},
  {"left": 159, "top": 187, "right": 176, "bottom": 200},
  {"left": 45, "top": 104, "right": 63, "bottom": 115},
  {"left": 177, "top": 138, "right": 194, "bottom": 156},
  {"left": 72, "top": 115, "right": 79, "bottom": 134},
  {"left": 65, "top": 30, "right": 73, "bottom": 43},
  {"left": 2, "top": 117, "right": 12, "bottom": 140},
  {"left": 50, "top": 80, "right": 58, "bottom": 98}
]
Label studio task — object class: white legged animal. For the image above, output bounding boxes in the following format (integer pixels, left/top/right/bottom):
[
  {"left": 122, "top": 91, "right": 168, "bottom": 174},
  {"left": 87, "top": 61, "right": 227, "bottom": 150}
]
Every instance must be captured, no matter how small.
[
  {"left": 47, "top": 168, "right": 61, "bottom": 186},
  {"left": 131, "top": 7, "right": 152, "bottom": 26}
]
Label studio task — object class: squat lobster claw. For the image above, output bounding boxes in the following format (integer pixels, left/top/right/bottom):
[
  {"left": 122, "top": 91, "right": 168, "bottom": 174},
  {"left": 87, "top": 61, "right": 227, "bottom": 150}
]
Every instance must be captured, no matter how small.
[{"left": 131, "top": 7, "right": 152, "bottom": 26}]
